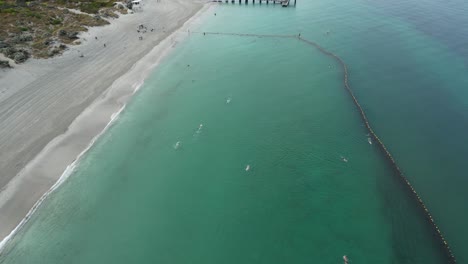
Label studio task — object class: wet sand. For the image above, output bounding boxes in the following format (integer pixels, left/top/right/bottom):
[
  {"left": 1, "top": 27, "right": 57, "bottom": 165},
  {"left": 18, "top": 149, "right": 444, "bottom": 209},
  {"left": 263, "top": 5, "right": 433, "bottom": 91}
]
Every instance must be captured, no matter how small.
[{"left": 0, "top": 0, "right": 209, "bottom": 246}]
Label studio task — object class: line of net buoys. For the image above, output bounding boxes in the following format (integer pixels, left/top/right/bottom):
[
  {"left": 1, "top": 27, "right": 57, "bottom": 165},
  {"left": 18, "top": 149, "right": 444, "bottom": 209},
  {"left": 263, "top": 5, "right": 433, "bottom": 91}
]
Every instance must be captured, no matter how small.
[
  {"left": 296, "top": 36, "right": 456, "bottom": 264},
  {"left": 192, "top": 31, "right": 295, "bottom": 39},
  {"left": 192, "top": 31, "right": 457, "bottom": 263}
]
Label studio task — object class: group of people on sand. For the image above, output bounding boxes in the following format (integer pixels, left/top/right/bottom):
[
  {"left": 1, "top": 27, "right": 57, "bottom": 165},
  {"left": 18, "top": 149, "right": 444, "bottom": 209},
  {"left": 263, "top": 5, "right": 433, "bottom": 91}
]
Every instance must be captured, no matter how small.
[
  {"left": 78, "top": 23, "right": 158, "bottom": 57},
  {"left": 137, "top": 24, "right": 156, "bottom": 40}
]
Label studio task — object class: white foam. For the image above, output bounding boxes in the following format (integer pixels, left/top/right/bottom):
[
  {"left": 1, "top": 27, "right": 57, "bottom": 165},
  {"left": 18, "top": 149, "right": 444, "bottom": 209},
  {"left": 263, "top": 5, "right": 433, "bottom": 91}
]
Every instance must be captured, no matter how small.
[
  {"left": 0, "top": 104, "right": 126, "bottom": 253},
  {"left": 0, "top": 3, "right": 215, "bottom": 252},
  {"left": 132, "top": 80, "right": 145, "bottom": 95}
]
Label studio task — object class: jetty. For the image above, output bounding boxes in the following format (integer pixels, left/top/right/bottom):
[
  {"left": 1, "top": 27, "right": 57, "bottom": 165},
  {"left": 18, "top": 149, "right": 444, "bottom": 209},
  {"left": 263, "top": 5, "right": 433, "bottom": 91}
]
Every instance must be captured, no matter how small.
[{"left": 212, "top": 0, "right": 296, "bottom": 7}]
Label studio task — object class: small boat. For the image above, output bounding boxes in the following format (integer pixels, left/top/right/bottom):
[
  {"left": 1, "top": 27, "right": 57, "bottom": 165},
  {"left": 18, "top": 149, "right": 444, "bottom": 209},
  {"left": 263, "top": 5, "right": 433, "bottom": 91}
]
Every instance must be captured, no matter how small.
[
  {"left": 245, "top": 165, "right": 250, "bottom": 171},
  {"left": 368, "top": 137, "right": 372, "bottom": 145}
]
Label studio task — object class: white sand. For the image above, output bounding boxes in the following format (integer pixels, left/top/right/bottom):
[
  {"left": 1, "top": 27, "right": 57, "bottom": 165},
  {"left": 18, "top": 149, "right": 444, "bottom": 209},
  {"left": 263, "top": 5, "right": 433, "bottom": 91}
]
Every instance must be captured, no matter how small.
[{"left": 0, "top": 0, "right": 212, "bottom": 246}]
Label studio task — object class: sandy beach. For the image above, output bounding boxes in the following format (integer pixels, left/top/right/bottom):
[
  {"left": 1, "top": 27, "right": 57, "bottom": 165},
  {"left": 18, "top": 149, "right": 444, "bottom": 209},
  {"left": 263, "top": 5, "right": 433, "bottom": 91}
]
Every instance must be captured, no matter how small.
[{"left": 0, "top": 0, "right": 208, "bottom": 246}]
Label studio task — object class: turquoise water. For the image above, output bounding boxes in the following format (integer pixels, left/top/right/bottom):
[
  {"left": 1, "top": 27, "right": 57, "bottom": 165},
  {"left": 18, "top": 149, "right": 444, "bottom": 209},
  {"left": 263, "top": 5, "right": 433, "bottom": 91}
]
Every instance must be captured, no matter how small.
[{"left": 1, "top": 0, "right": 468, "bottom": 263}]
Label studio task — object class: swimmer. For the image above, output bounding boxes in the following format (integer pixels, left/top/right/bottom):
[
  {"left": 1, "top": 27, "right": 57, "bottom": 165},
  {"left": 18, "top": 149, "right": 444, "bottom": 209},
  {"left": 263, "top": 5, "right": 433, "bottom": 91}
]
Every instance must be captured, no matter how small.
[
  {"left": 174, "top": 141, "right": 181, "bottom": 149},
  {"left": 195, "top": 123, "right": 203, "bottom": 134},
  {"left": 341, "top": 156, "right": 348, "bottom": 163},
  {"left": 343, "top": 255, "right": 349, "bottom": 264},
  {"left": 226, "top": 97, "right": 231, "bottom": 104},
  {"left": 245, "top": 165, "right": 250, "bottom": 171}
]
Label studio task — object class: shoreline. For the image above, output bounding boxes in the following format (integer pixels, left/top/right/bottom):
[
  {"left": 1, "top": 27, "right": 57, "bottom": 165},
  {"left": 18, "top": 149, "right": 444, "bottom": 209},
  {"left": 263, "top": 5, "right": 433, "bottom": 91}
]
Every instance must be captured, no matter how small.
[{"left": 0, "top": 1, "right": 214, "bottom": 252}]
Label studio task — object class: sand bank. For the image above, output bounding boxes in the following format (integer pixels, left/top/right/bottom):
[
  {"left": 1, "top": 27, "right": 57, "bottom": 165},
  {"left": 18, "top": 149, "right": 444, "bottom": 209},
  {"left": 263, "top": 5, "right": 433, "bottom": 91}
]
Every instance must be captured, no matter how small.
[{"left": 0, "top": 0, "right": 212, "bottom": 248}]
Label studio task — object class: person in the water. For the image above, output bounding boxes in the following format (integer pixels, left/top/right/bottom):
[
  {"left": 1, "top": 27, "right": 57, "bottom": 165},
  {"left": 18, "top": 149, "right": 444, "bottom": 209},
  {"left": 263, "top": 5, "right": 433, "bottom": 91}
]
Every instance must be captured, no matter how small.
[{"left": 174, "top": 141, "right": 181, "bottom": 149}]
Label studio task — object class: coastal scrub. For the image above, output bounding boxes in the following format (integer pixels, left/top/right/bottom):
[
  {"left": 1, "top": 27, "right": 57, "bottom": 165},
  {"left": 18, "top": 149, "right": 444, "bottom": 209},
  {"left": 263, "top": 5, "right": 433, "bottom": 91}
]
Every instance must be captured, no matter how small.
[{"left": 0, "top": 0, "right": 127, "bottom": 62}]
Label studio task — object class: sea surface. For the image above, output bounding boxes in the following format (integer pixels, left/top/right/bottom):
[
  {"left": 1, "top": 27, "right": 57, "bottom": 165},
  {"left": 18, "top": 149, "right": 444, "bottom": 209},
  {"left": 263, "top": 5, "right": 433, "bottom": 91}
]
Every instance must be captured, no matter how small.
[{"left": 1, "top": 0, "right": 468, "bottom": 263}]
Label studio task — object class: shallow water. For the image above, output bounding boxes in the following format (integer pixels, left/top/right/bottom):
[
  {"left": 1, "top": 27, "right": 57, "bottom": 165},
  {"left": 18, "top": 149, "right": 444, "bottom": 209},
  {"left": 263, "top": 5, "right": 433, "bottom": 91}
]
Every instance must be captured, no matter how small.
[{"left": 1, "top": 0, "right": 468, "bottom": 263}]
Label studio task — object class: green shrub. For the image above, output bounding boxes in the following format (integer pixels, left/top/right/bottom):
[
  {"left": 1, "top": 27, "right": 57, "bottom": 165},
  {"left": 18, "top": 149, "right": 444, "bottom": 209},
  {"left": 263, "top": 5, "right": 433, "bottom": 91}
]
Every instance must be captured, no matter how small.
[
  {"left": 21, "top": 9, "right": 41, "bottom": 18},
  {"left": 50, "top": 18, "right": 62, "bottom": 25},
  {"left": 30, "top": 12, "right": 41, "bottom": 18},
  {"left": 80, "top": 1, "right": 113, "bottom": 14},
  {"left": 1, "top": 8, "right": 18, "bottom": 13}
]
